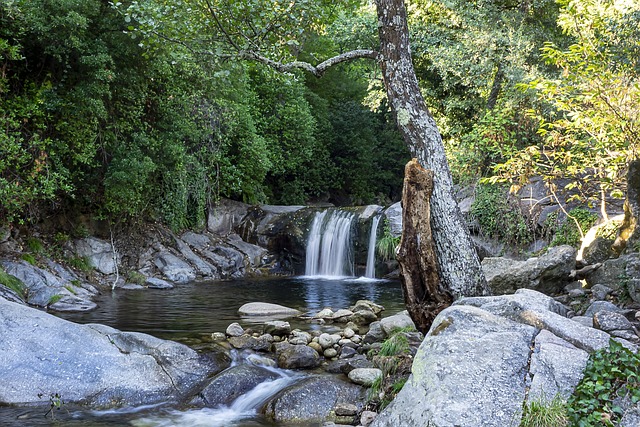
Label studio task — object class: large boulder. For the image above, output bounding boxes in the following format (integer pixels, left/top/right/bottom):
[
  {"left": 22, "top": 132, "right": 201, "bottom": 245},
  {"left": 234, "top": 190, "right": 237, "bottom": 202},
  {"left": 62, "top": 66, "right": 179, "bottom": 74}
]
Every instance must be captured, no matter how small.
[
  {"left": 372, "top": 289, "right": 618, "bottom": 427},
  {"left": 265, "top": 376, "right": 366, "bottom": 424},
  {"left": 153, "top": 251, "right": 197, "bottom": 283},
  {"left": 1, "top": 260, "right": 97, "bottom": 311},
  {"left": 196, "top": 364, "right": 279, "bottom": 407},
  {"left": 482, "top": 245, "right": 576, "bottom": 294},
  {"left": 239, "top": 302, "right": 301, "bottom": 318},
  {"left": 276, "top": 343, "right": 320, "bottom": 370},
  {"left": 0, "top": 297, "right": 220, "bottom": 407},
  {"left": 207, "top": 198, "right": 251, "bottom": 235},
  {"left": 73, "top": 237, "right": 117, "bottom": 275}
]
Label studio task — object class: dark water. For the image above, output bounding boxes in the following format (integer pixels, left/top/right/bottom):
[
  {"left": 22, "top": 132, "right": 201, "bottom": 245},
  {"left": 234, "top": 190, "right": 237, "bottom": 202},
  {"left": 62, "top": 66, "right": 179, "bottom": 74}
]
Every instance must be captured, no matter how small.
[
  {"left": 0, "top": 276, "right": 403, "bottom": 426},
  {"left": 56, "top": 276, "right": 404, "bottom": 342}
]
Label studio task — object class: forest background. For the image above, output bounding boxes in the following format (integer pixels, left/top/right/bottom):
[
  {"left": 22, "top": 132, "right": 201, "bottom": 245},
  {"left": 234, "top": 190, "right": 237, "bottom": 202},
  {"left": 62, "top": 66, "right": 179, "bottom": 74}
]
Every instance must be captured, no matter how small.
[{"left": 1, "top": 0, "right": 638, "bottom": 233}]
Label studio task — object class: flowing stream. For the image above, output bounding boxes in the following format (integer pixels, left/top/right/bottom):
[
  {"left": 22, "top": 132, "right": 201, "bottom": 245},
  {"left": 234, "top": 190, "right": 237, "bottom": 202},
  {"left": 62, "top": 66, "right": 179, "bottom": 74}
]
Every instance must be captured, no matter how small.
[{"left": 0, "top": 276, "right": 403, "bottom": 426}]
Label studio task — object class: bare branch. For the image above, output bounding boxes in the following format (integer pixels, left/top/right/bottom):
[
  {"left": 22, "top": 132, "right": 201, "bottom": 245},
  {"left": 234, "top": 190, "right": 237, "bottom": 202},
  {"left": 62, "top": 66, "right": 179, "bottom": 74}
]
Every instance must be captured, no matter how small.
[{"left": 236, "top": 49, "right": 379, "bottom": 77}]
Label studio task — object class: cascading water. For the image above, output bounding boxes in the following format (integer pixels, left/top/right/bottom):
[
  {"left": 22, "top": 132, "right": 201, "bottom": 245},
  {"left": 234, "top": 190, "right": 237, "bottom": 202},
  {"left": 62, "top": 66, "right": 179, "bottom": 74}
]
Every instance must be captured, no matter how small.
[
  {"left": 365, "top": 214, "right": 382, "bottom": 278},
  {"left": 305, "top": 210, "right": 355, "bottom": 277},
  {"left": 131, "top": 355, "right": 300, "bottom": 427}
]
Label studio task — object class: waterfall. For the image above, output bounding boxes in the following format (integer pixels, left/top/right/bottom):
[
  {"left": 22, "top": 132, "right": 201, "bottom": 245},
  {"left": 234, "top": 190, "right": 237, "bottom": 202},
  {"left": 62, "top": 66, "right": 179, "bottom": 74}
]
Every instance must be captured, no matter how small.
[
  {"left": 305, "top": 210, "right": 355, "bottom": 277},
  {"left": 365, "top": 215, "right": 382, "bottom": 278}
]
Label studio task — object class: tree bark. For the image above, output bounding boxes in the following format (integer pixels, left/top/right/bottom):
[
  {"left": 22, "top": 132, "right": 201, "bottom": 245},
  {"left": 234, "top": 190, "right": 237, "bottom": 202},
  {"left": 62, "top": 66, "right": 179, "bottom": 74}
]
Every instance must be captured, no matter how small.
[
  {"left": 613, "top": 160, "right": 640, "bottom": 254},
  {"left": 398, "top": 159, "right": 453, "bottom": 333},
  {"left": 375, "top": 0, "right": 489, "bottom": 298}
]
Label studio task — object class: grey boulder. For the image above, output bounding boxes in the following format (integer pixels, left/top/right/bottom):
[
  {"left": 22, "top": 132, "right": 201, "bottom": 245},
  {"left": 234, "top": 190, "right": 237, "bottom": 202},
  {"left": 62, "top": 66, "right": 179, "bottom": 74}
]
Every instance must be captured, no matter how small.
[{"left": 0, "top": 297, "right": 220, "bottom": 407}]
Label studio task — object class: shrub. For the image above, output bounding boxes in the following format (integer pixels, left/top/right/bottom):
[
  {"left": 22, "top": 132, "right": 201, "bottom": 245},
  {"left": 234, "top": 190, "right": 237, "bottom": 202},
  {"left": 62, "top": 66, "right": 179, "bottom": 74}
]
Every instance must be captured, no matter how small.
[
  {"left": 471, "top": 183, "right": 533, "bottom": 248},
  {"left": 567, "top": 339, "right": 640, "bottom": 426},
  {"left": 548, "top": 208, "right": 598, "bottom": 248},
  {"left": 376, "top": 220, "right": 400, "bottom": 261}
]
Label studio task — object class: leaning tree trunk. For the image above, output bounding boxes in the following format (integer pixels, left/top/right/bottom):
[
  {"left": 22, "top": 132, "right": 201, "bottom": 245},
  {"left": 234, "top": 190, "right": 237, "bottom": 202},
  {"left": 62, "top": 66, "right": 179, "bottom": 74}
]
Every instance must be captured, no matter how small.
[
  {"left": 375, "top": 0, "right": 489, "bottom": 298},
  {"left": 398, "top": 159, "right": 453, "bottom": 333},
  {"left": 613, "top": 159, "right": 640, "bottom": 255}
]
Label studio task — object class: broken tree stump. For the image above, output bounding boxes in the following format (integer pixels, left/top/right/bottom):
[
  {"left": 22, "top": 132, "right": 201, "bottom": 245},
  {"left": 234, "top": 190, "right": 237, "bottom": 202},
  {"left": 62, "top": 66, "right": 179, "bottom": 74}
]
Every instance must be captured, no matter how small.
[{"left": 397, "top": 158, "right": 453, "bottom": 334}]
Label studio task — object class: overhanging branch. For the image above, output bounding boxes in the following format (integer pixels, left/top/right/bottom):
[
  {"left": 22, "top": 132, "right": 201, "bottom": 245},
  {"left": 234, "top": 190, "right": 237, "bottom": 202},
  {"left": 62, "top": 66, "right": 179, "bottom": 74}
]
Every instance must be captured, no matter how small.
[{"left": 236, "top": 49, "right": 379, "bottom": 77}]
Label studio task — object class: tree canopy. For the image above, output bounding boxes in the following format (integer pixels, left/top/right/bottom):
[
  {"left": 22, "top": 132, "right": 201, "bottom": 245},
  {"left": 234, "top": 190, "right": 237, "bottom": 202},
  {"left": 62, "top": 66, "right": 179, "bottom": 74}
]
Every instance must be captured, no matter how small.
[{"left": 1, "top": 0, "right": 637, "bottom": 228}]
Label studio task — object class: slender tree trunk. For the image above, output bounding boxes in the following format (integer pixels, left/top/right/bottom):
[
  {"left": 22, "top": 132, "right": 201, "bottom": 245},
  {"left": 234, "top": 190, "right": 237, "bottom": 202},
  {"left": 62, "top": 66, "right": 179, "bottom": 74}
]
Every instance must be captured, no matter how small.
[
  {"left": 486, "top": 64, "right": 504, "bottom": 110},
  {"left": 614, "top": 160, "right": 640, "bottom": 254},
  {"left": 398, "top": 159, "right": 453, "bottom": 333},
  {"left": 375, "top": 0, "right": 489, "bottom": 298}
]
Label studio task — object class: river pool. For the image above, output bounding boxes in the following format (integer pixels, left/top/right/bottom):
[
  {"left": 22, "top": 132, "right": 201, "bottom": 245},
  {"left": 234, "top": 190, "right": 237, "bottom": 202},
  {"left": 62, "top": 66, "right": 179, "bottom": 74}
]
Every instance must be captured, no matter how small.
[{"left": 0, "top": 276, "right": 404, "bottom": 426}]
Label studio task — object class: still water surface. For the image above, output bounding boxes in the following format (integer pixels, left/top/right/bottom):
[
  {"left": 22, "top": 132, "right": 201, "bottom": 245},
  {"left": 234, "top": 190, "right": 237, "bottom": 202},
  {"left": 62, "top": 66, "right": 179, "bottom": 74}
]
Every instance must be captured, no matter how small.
[{"left": 0, "top": 276, "right": 403, "bottom": 426}]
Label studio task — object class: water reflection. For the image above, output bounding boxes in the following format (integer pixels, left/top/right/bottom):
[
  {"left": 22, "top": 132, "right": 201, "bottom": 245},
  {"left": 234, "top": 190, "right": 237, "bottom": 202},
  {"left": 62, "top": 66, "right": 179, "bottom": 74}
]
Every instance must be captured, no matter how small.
[{"left": 56, "top": 276, "right": 403, "bottom": 341}]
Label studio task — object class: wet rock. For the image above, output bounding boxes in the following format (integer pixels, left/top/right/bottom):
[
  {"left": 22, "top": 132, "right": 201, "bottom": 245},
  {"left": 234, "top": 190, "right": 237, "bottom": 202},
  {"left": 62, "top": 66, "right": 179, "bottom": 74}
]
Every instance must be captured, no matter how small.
[
  {"left": 348, "top": 368, "right": 382, "bottom": 387},
  {"left": 228, "top": 334, "right": 271, "bottom": 352},
  {"left": 351, "top": 300, "right": 384, "bottom": 316},
  {"left": 340, "top": 355, "right": 373, "bottom": 374},
  {"left": 289, "top": 330, "right": 312, "bottom": 345},
  {"left": 332, "top": 309, "right": 354, "bottom": 322},
  {"left": 349, "top": 309, "right": 378, "bottom": 325},
  {"left": 264, "top": 321, "right": 291, "bottom": 336},
  {"left": 339, "top": 346, "right": 358, "bottom": 359},
  {"left": 145, "top": 277, "right": 173, "bottom": 289},
  {"left": 226, "top": 322, "right": 244, "bottom": 337},
  {"left": 276, "top": 343, "right": 320, "bottom": 370},
  {"left": 308, "top": 341, "right": 323, "bottom": 354},
  {"left": 324, "top": 348, "right": 338, "bottom": 358},
  {"left": 314, "top": 308, "right": 335, "bottom": 319},
  {"left": 265, "top": 376, "right": 366, "bottom": 424},
  {"left": 198, "top": 364, "right": 279, "bottom": 407},
  {"left": 363, "top": 321, "right": 385, "bottom": 344},
  {"left": 238, "top": 302, "right": 301, "bottom": 318}
]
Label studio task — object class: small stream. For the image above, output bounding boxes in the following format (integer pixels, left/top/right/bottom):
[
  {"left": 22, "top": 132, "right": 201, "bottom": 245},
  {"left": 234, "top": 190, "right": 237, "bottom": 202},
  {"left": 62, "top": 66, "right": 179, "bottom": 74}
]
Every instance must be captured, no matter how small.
[{"left": 0, "top": 276, "right": 403, "bottom": 426}]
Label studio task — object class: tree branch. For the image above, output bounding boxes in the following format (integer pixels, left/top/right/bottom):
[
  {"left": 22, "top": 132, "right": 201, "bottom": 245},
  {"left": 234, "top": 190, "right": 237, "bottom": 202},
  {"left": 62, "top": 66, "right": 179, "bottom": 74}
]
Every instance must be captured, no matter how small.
[{"left": 235, "top": 49, "right": 379, "bottom": 77}]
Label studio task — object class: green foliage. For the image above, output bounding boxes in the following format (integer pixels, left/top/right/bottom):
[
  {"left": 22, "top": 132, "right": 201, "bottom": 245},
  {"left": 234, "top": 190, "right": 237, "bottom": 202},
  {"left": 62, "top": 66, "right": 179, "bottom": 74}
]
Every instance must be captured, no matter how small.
[
  {"left": 0, "top": 266, "right": 27, "bottom": 298},
  {"left": 26, "top": 237, "right": 45, "bottom": 253},
  {"left": 449, "top": 105, "right": 539, "bottom": 183},
  {"left": 378, "top": 332, "right": 410, "bottom": 357},
  {"left": 20, "top": 253, "right": 37, "bottom": 266},
  {"left": 377, "top": 220, "right": 400, "bottom": 261},
  {"left": 67, "top": 256, "right": 93, "bottom": 272},
  {"left": 494, "top": 1, "right": 640, "bottom": 210},
  {"left": 47, "top": 294, "right": 63, "bottom": 306},
  {"left": 567, "top": 339, "right": 640, "bottom": 426},
  {"left": 548, "top": 208, "right": 598, "bottom": 247},
  {"left": 126, "top": 270, "right": 146, "bottom": 286},
  {"left": 520, "top": 395, "right": 568, "bottom": 427},
  {"left": 471, "top": 184, "right": 533, "bottom": 247}
]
